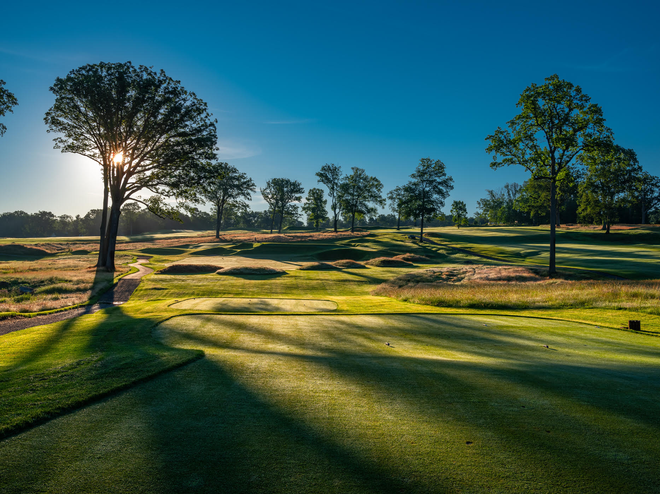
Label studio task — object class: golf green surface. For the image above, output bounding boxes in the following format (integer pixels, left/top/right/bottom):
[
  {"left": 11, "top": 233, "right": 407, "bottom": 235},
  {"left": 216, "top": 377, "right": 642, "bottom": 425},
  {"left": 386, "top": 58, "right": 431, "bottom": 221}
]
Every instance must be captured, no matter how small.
[
  {"left": 2, "top": 313, "right": 659, "bottom": 493},
  {"left": 170, "top": 297, "right": 338, "bottom": 312}
]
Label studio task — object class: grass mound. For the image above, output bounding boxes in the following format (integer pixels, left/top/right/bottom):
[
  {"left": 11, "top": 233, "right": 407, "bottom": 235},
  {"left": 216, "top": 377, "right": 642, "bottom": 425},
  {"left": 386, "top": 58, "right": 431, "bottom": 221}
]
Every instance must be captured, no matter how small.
[
  {"left": 393, "top": 253, "right": 431, "bottom": 263},
  {"left": 298, "top": 262, "right": 340, "bottom": 270},
  {"left": 0, "top": 244, "right": 52, "bottom": 258},
  {"left": 364, "top": 257, "right": 413, "bottom": 267},
  {"left": 159, "top": 264, "right": 221, "bottom": 274},
  {"left": 331, "top": 259, "right": 366, "bottom": 269},
  {"left": 383, "top": 264, "right": 546, "bottom": 288},
  {"left": 216, "top": 266, "right": 285, "bottom": 275},
  {"left": 315, "top": 248, "right": 370, "bottom": 261}
]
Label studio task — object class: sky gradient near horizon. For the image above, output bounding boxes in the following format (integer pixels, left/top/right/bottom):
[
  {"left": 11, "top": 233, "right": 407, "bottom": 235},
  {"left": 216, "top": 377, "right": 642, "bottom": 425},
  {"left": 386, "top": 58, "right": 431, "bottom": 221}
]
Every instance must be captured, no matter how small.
[{"left": 1, "top": 0, "right": 659, "bottom": 219}]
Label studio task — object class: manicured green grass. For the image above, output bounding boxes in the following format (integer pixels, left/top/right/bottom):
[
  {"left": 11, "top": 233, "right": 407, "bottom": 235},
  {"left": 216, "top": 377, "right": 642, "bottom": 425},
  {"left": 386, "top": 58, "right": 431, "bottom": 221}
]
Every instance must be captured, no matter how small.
[
  {"left": 427, "top": 226, "right": 660, "bottom": 279},
  {"left": 1, "top": 314, "right": 659, "bottom": 493},
  {"left": 2, "top": 228, "right": 660, "bottom": 492}
]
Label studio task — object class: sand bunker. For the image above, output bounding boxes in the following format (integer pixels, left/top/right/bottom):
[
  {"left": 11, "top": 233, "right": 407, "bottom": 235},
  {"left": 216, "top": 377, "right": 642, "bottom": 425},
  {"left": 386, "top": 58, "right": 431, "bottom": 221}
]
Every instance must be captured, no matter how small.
[{"left": 171, "top": 298, "right": 337, "bottom": 312}]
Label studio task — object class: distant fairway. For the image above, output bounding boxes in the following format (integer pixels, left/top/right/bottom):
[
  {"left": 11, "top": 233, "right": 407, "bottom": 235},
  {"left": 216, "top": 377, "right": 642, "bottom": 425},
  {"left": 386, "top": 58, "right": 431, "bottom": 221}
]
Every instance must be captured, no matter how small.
[{"left": 2, "top": 313, "right": 659, "bottom": 493}]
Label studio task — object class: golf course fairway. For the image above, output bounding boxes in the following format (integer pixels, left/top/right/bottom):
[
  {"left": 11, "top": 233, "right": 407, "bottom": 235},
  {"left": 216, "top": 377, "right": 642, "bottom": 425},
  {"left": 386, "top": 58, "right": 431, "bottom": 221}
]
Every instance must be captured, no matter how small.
[{"left": 1, "top": 313, "right": 658, "bottom": 493}]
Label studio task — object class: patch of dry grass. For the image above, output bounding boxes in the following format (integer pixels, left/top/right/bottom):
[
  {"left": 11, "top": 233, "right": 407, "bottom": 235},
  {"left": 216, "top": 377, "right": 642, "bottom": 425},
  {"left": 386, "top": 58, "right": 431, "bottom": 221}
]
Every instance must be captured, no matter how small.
[
  {"left": 0, "top": 255, "right": 131, "bottom": 313},
  {"left": 364, "top": 257, "right": 413, "bottom": 267},
  {"left": 392, "top": 253, "right": 431, "bottom": 263},
  {"left": 297, "top": 262, "right": 340, "bottom": 270},
  {"left": 330, "top": 259, "right": 366, "bottom": 269},
  {"left": 373, "top": 265, "right": 660, "bottom": 312},
  {"left": 159, "top": 264, "right": 221, "bottom": 274},
  {"left": 216, "top": 266, "right": 285, "bottom": 275}
]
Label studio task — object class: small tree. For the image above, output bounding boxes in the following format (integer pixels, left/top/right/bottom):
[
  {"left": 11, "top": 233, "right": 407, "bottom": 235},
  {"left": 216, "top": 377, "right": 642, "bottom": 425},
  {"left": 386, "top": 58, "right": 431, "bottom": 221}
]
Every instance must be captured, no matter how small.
[
  {"left": 0, "top": 80, "right": 18, "bottom": 137},
  {"left": 406, "top": 158, "right": 454, "bottom": 242},
  {"left": 387, "top": 186, "right": 410, "bottom": 230},
  {"left": 316, "top": 164, "right": 343, "bottom": 232},
  {"left": 201, "top": 162, "right": 256, "bottom": 238},
  {"left": 302, "top": 188, "right": 329, "bottom": 230},
  {"left": 578, "top": 144, "right": 638, "bottom": 233},
  {"left": 486, "top": 74, "right": 611, "bottom": 275},
  {"left": 450, "top": 200, "right": 468, "bottom": 228},
  {"left": 338, "top": 167, "right": 385, "bottom": 233},
  {"left": 260, "top": 178, "right": 304, "bottom": 233},
  {"left": 45, "top": 62, "right": 217, "bottom": 271}
]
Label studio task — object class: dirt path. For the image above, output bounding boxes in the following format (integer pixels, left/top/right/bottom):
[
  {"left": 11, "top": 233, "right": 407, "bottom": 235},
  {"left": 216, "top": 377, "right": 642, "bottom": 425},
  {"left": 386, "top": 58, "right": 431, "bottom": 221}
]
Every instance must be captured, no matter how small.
[{"left": 0, "top": 258, "right": 153, "bottom": 336}]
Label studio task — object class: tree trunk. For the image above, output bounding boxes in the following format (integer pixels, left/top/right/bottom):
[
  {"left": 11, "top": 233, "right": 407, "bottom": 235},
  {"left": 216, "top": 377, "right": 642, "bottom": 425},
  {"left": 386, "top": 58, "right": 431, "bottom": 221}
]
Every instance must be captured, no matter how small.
[
  {"left": 333, "top": 204, "right": 338, "bottom": 233},
  {"left": 278, "top": 207, "right": 284, "bottom": 233},
  {"left": 215, "top": 203, "right": 221, "bottom": 239},
  {"left": 642, "top": 193, "right": 647, "bottom": 224},
  {"left": 549, "top": 179, "right": 557, "bottom": 276},
  {"left": 97, "top": 166, "right": 109, "bottom": 267},
  {"left": 104, "top": 204, "right": 122, "bottom": 272},
  {"left": 350, "top": 210, "right": 356, "bottom": 233},
  {"left": 270, "top": 210, "right": 275, "bottom": 234}
]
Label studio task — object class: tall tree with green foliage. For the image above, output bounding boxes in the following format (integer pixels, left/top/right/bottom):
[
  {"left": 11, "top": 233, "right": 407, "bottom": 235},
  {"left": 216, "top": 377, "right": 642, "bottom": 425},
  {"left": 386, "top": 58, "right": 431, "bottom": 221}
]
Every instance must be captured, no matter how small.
[
  {"left": 200, "top": 162, "right": 256, "bottom": 237},
  {"left": 387, "top": 186, "right": 411, "bottom": 230},
  {"left": 260, "top": 178, "right": 305, "bottom": 234},
  {"left": 45, "top": 62, "right": 217, "bottom": 271},
  {"left": 486, "top": 74, "right": 611, "bottom": 275},
  {"left": 316, "top": 163, "right": 343, "bottom": 232},
  {"left": 636, "top": 171, "right": 660, "bottom": 224},
  {"left": 405, "top": 158, "right": 454, "bottom": 242},
  {"left": 450, "top": 200, "right": 468, "bottom": 228},
  {"left": 0, "top": 80, "right": 18, "bottom": 137},
  {"left": 578, "top": 144, "right": 638, "bottom": 233},
  {"left": 338, "top": 167, "right": 385, "bottom": 233},
  {"left": 302, "top": 188, "right": 329, "bottom": 230}
]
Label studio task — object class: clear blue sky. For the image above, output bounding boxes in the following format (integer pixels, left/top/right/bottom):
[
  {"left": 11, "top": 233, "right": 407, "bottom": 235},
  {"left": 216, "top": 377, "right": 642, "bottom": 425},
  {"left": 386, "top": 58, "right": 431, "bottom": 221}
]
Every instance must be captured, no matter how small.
[{"left": 1, "top": 0, "right": 658, "bottom": 217}]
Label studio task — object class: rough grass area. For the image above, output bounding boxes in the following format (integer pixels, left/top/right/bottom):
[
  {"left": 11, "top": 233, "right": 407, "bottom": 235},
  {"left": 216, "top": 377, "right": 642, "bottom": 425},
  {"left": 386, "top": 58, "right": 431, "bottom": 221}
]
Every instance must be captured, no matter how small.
[
  {"left": 216, "top": 266, "right": 286, "bottom": 275},
  {"left": 374, "top": 265, "right": 660, "bottom": 312},
  {"left": 331, "top": 259, "right": 366, "bottom": 269},
  {"left": 0, "top": 255, "right": 130, "bottom": 313},
  {"left": 364, "top": 257, "right": 413, "bottom": 267},
  {"left": 392, "top": 253, "right": 431, "bottom": 263},
  {"left": 158, "top": 264, "right": 220, "bottom": 274},
  {"left": 298, "top": 262, "right": 340, "bottom": 270}
]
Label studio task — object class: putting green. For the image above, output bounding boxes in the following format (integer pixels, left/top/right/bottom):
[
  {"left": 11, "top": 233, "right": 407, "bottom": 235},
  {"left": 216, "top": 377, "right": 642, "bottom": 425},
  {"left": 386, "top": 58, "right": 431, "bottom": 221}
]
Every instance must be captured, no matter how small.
[{"left": 170, "top": 297, "right": 338, "bottom": 312}]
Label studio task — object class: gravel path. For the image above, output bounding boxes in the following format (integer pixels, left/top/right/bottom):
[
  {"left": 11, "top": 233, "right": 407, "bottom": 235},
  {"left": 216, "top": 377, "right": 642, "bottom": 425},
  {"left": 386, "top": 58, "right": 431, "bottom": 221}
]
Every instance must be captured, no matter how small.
[{"left": 0, "top": 258, "right": 153, "bottom": 336}]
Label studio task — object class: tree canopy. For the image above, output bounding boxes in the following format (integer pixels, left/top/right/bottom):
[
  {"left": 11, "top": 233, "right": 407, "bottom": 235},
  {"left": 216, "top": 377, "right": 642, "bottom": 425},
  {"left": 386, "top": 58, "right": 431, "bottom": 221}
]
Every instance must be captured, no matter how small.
[
  {"left": 406, "top": 158, "right": 454, "bottom": 242},
  {"left": 261, "top": 178, "right": 305, "bottom": 233},
  {"left": 578, "top": 144, "right": 638, "bottom": 233},
  {"left": 200, "top": 162, "right": 256, "bottom": 238},
  {"left": 302, "top": 188, "right": 329, "bottom": 230},
  {"left": 486, "top": 74, "right": 611, "bottom": 274},
  {"left": 44, "top": 62, "right": 217, "bottom": 270},
  {"left": 0, "top": 80, "right": 18, "bottom": 137},
  {"left": 316, "top": 163, "right": 343, "bottom": 232},
  {"left": 338, "top": 167, "right": 385, "bottom": 233},
  {"left": 450, "top": 200, "right": 468, "bottom": 228}
]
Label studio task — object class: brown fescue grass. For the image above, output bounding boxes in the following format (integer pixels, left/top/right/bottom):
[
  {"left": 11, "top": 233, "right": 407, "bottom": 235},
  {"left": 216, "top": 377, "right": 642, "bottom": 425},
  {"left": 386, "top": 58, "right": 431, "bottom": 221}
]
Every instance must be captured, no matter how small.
[
  {"left": 0, "top": 255, "right": 130, "bottom": 313},
  {"left": 216, "top": 266, "right": 285, "bottom": 275},
  {"left": 392, "top": 253, "right": 431, "bottom": 263},
  {"left": 159, "top": 264, "right": 221, "bottom": 274},
  {"left": 298, "top": 262, "right": 340, "bottom": 270},
  {"left": 364, "top": 257, "right": 413, "bottom": 267},
  {"left": 374, "top": 278, "right": 660, "bottom": 313},
  {"left": 330, "top": 259, "right": 366, "bottom": 269}
]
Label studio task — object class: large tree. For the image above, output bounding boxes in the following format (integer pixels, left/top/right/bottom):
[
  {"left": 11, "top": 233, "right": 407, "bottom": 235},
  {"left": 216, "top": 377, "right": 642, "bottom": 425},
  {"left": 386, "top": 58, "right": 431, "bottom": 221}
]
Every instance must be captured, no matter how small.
[
  {"left": 316, "top": 163, "right": 343, "bottom": 232},
  {"left": 636, "top": 171, "right": 660, "bottom": 224},
  {"left": 578, "top": 144, "right": 638, "bottom": 233},
  {"left": 405, "top": 158, "right": 454, "bottom": 242},
  {"left": 302, "top": 188, "right": 329, "bottom": 230},
  {"left": 200, "top": 162, "right": 256, "bottom": 238},
  {"left": 486, "top": 74, "right": 611, "bottom": 275},
  {"left": 260, "top": 178, "right": 304, "bottom": 234},
  {"left": 338, "top": 167, "right": 385, "bottom": 233},
  {"left": 0, "top": 80, "right": 18, "bottom": 137},
  {"left": 44, "top": 62, "right": 217, "bottom": 271}
]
